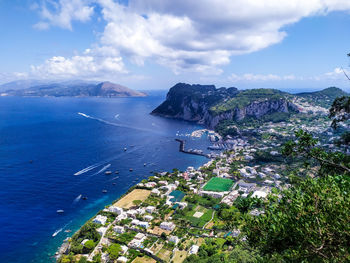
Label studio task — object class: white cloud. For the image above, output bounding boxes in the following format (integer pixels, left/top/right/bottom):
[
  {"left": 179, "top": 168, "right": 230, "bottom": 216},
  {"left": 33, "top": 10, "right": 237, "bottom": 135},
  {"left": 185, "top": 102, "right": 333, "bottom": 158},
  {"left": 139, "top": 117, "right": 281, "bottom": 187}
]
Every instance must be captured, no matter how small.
[
  {"left": 33, "top": 0, "right": 95, "bottom": 30},
  {"left": 229, "top": 73, "right": 300, "bottom": 82},
  {"left": 31, "top": 52, "right": 127, "bottom": 79},
  {"left": 0, "top": 72, "right": 29, "bottom": 85},
  {"left": 30, "top": 0, "right": 350, "bottom": 79}
]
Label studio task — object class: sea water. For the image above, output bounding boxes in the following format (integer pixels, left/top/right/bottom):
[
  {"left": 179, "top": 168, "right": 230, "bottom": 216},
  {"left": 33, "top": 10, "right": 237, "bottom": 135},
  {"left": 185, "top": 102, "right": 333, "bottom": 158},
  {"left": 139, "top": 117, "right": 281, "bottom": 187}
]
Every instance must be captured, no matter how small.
[{"left": 0, "top": 91, "right": 211, "bottom": 262}]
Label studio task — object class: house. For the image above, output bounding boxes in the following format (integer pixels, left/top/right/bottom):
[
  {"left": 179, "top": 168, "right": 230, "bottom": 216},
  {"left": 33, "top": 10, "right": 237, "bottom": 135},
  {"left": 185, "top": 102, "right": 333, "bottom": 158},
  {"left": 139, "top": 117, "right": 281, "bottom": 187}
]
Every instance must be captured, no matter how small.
[
  {"left": 131, "top": 219, "right": 140, "bottom": 226},
  {"left": 158, "top": 180, "right": 168, "bottom": 186},
  {"left": 189, "top": 245, "right": 199, "bottom": 255},
  {"left": 252, "top": 190, "right": 268, "bottom": 199},
  {"left": 145, "top": 206, "right": 156, "bottom": 214},
  {"left": 109, "top": 206, "right": 123, "bottom": 215},
  {"left": 151, "top": 188, "right": 160, "bottom": 196},
  {"left": 144, "top": 215, "right": 153, "bottom": 221},
  {"left": 126, "top": 210, "right": 138, "bottom": 218},
  {"left": 168, "top": 236, "right": 179, "bottom": 245},
  {"left": 138, "top": 221, "right": 149, "bottom": 229},
  {"left": 93, "top": 215, "right": 107, "bottom": 225},
  {"left": 137, "top": 208, "right": 145, "bottom": 215},
  {"left": 120, "top": 245, "right": 128, "bottom": 254},
  {"left": 116, "top": 212, "right": 127, "bottom": 222},
  {"left": 199, "top": 190, "right": 225, "bottom": 199},
  {"left": 117, "top": 256, "right": 128, "bottom": 263},
  {"left": 129, "top": 239, "right": 142, "bottom": 248},
  {"left": 135, "top": 232, "right": 146, "bottom": 240},
  {"left": 273, "top": 173, "right": 281, "bottom": 180},
  {"left": 145, "top": 182, "right": 157, "bottom": 188},
  {"left": 131, "top": 219, "right": 149, "bottom": 229},
  {"left": 160, "top": 222, "right": 176, "bottom": 231},
  {"left": 187, "top": 166, "right": 195, "bottom": 172},
  {"left": 176, "top": 202, "right": 187, "bottom": 209},
  {"left": 96, "top": 226, "right": 107, "bottom": 236},
  {"left": 113, "top": 226, "right": 125, "bottom": 234}
]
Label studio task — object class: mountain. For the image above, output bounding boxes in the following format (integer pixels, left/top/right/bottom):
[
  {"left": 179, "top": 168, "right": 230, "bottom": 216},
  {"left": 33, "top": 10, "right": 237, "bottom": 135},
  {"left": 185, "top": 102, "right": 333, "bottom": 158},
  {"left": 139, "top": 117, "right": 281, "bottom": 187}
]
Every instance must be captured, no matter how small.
[
  {"left": 0, "top": 79, "right": 48, "bottom": 92},
  {"left": 152, "top": 83, "right": 299, "bottom": 129},
  {"left": 1, "top": 81, "right": 146, "bottom": 97},
  {"left": 296, "top": 87, "right": 348, "bottom": 107}
]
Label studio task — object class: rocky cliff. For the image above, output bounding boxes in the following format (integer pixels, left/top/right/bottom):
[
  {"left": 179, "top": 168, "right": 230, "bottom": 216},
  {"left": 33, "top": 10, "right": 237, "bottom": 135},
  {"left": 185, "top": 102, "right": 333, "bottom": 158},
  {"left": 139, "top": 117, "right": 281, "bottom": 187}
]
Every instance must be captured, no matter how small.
[{"left": 152, "top": 83, "right": 298, "bottom": 129}]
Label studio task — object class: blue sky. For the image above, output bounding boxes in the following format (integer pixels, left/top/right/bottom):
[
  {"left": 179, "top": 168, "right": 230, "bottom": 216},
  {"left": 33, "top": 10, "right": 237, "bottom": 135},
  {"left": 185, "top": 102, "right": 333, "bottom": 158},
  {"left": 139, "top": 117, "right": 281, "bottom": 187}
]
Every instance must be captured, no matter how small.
[{"left": 1, "top": 0, "right": 350, "bottom": 91}]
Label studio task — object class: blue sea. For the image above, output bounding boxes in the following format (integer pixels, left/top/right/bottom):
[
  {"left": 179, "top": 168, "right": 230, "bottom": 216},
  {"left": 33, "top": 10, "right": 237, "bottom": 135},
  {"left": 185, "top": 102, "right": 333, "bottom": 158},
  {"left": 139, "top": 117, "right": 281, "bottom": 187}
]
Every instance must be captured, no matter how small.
[{"left": 0, "top": 91, "right": 210, "bottom": 263}]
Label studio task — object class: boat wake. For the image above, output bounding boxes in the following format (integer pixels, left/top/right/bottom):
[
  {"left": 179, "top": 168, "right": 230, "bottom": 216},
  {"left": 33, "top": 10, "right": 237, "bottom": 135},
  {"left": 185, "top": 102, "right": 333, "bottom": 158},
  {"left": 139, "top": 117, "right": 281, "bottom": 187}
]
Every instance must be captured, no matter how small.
[
  {"left": 91, "top": 164, "right": 111, "bottom": 176},
  {"left": 77, "top": 112, "right": 161, "bottom": 134},
  {"left": 72, "top": 194, "right": 82, "bottom": 205},
  {"left": 109, "top": 176, "right": 119, "bottom": 181},
  {"left": 52, "top": 228, "right": 62, "bottom": 237},
  {"left": 74, "top": 162, "right": 102, "bottom": 176},
  {"left": 52, "top": 220, "right": 72, "bottom": 237}
]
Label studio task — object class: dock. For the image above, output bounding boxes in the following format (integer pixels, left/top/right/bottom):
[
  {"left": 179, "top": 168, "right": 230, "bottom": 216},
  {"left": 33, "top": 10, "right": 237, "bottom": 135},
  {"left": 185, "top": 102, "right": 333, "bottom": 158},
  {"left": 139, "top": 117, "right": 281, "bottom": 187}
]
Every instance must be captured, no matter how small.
[{"left": 175, "top": 139, "right": 210, "bottom": 158}]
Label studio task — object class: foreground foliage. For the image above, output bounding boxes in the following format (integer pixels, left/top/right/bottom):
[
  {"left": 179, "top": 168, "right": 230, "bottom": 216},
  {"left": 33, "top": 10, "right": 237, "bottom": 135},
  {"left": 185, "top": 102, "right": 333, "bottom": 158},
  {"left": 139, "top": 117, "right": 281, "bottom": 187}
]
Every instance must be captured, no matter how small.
[{"left": 244, "top": 175, "right": 350, "bottom": 262}]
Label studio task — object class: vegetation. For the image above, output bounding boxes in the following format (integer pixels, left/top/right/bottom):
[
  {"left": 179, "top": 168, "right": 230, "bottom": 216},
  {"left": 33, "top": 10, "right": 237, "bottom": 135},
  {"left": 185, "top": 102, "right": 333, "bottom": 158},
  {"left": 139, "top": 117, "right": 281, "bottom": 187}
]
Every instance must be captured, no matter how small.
[
  {"left": 107, "top": 243, "right": 121, "bottom": 260},
  {"left": 210, "top": 89, "right": 288, "bottom": 114}
]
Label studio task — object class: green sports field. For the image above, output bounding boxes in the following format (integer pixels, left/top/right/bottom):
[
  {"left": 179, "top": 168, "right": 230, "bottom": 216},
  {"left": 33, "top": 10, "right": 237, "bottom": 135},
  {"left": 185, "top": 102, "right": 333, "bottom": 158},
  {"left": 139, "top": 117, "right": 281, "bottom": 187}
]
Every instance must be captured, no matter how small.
[{"left": 203, "top": 177, "right": 234, "bottom": 192}]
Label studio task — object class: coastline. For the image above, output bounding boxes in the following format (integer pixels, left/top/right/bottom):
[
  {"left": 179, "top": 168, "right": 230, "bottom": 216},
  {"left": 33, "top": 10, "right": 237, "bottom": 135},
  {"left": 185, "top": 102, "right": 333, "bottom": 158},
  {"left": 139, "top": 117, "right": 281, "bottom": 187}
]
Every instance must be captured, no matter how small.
[{"left": 55, "top": 156, "right": 213, "bottom": 261}]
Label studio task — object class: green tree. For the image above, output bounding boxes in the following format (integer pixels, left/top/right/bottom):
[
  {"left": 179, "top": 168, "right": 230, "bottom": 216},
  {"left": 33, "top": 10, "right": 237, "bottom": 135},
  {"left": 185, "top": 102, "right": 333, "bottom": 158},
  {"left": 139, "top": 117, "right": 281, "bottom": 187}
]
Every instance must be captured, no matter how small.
[
  {"left": 244, "top": 175, "right": 350, "bottom": 262},
  {"left": 107, "top": 243, "right": 122, "bottom": 260},
  {"left": 83, "top": 240, "right": 95, "bottom": 252},
  {"left": 78, "top": 256, "right": 88, "bottom": 263},
  {"left": 282, "top": 129, "right": 350, "bottom": 175}
]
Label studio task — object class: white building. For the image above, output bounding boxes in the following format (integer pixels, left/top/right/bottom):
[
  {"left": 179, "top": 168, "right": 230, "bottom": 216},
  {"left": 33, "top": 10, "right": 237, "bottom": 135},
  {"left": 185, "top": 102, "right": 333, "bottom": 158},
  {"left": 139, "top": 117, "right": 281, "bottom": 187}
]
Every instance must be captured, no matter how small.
[
  {"left": 151, "top": 188, "right": 160, "bottom": 196},
  {"left": 146, "top": 206, "right": 156, "bottom": 214},
  {"left": 199, "top": 190, "right": 226, "bottom": 199},
  {"left": 135, "top": 232, "right": 146, "bottom": 240},
  {"left": 120, "top": 245, "right": 128, "bottom": 254},
  {"left": 145, "top": 182, "right": 157, "bottom": 188},
  {"left": 127, "top": 210, "right": 138, "bottom": 218},
  {"left": 96, "top": 226, "right": 107, "bottom": 236},
  {"left": 93, "top": 215, "right": 107, "bottom": 225},
  {"left": 117, "top": 256, "right": 128, "bottom": 263},
  {"left": 109, "top": 206, "right": 123, "bottom": 215},
  {"left": 252, "top": 190, "right": 268, "bottom": 199},
  {"left": 168, "top": 236, "right": 179, "bottom": 245},
  {"left": 189, "top": 245, "right": 199, "bottom": 255},
  {"left": 116, "top": 212, "right": 127, "bottom": 222},
  {"left": 113, "top": 226, "right": 125, "bottom": 234},
  {"left": 160, "top": 222, "right": 176, "bottom": 231},
  {"left": 144, "top": 215, "right": 153, "bottom": 221}
]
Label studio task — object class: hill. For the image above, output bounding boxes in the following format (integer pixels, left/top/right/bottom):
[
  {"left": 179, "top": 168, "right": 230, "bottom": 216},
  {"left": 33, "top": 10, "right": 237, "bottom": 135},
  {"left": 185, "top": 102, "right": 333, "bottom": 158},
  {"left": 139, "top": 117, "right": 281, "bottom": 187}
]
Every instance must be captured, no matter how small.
[
  {"left": 152, "top": 83, "right": 298, "bottom": 128},
  {"left": 1, "top": 81, "right": 146, "bottom": 97},
  {"left": 296, "top": 87, "right": 348, "bottom": 107}
]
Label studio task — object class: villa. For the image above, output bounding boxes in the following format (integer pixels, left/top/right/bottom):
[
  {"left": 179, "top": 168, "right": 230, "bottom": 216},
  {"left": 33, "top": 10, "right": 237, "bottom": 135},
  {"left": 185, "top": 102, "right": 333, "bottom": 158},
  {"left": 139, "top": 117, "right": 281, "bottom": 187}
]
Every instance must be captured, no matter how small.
[{"left": 93, "top": 215, "right": 107, "bottom": 225}]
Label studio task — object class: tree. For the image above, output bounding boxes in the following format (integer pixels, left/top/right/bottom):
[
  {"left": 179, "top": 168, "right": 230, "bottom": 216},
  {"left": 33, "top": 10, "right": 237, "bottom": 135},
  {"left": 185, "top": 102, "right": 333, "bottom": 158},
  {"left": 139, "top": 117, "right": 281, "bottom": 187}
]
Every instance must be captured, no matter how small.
[
  {"left": 282, "top": 129, "right": 350, "bottom": 175},
  {"left": 83, "top": 240, "right": 95, "bottom": 253},
  {"left": 132, "top": 200, "right": 142, "bottom": 206},
  {"left": 161, "top": 232, "right": 167, "bottom": 240},
  {"left": 244, "top": 175, "right": 350, "bottom": 262},
  {"left": 78, "top": 257, "right": 88, "bottom": 263},
  {"left": 107, "top": 243, "right": 122, "bottom": 260}
]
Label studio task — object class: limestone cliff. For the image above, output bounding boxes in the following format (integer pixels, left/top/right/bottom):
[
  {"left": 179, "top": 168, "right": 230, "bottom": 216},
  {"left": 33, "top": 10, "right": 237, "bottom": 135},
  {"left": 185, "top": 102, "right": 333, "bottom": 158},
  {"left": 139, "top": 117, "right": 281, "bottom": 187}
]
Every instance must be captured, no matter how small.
[{"left": 152, "top": 83, "right": 298, "bottom": 129}]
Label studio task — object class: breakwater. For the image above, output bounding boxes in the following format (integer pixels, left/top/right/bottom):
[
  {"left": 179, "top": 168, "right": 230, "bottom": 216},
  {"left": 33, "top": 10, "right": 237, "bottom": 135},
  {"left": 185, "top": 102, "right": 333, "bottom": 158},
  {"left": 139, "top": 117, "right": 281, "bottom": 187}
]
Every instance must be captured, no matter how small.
[{"left": 175, "top": 139, "right": 210, "bottom": 158}]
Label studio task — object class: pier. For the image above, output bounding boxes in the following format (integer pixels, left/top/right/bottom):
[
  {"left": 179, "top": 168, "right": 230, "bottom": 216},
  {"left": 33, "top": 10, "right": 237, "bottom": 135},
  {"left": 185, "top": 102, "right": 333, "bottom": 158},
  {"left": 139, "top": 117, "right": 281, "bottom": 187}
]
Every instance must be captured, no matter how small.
[{"left": 175, "top": 139, "right": 210, "bottom": 158}]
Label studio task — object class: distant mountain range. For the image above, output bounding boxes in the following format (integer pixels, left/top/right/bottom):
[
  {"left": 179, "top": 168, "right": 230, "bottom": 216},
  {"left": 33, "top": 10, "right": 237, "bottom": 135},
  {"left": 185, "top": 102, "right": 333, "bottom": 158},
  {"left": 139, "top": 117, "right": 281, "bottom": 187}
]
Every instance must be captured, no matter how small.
[
  {"left": 0, "top": 80, "right": 147, "bottom": 97},
  {"left": 152, "top": 83, "right": 348, "bottom": 128}
]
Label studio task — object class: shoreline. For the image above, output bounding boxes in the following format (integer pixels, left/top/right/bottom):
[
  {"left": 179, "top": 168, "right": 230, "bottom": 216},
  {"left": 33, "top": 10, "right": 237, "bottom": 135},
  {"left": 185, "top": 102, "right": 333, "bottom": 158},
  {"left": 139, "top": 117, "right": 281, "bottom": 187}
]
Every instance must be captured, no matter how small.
[{"left": 55, "top": 154, "right": 213, "bottom": 261}]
